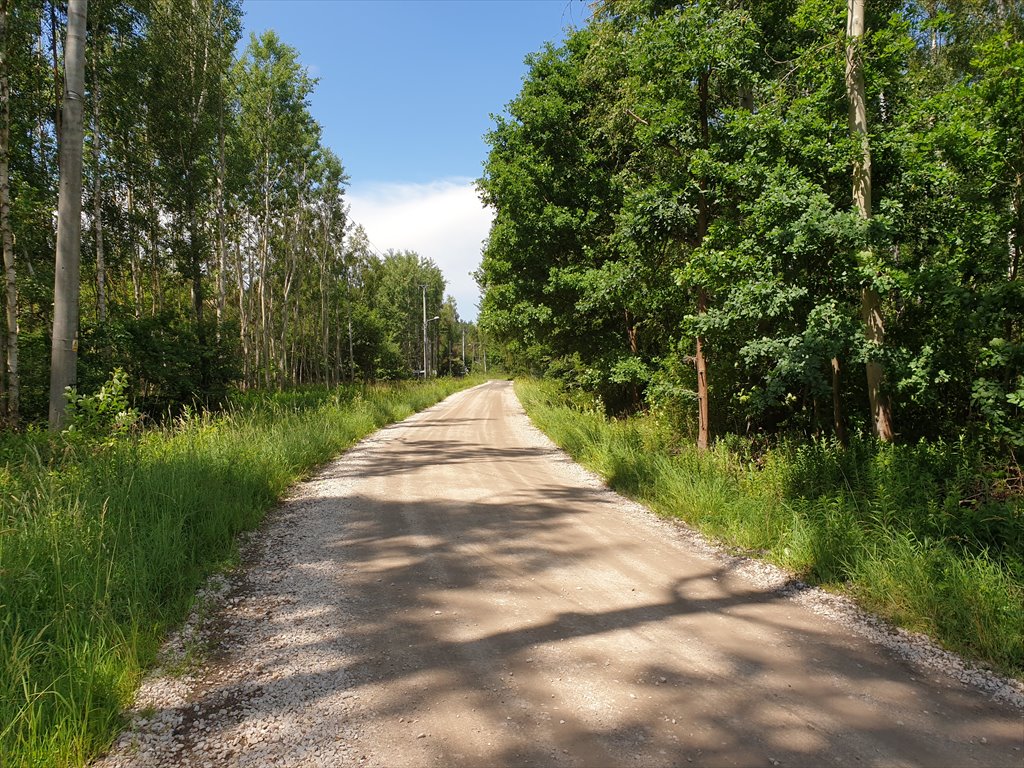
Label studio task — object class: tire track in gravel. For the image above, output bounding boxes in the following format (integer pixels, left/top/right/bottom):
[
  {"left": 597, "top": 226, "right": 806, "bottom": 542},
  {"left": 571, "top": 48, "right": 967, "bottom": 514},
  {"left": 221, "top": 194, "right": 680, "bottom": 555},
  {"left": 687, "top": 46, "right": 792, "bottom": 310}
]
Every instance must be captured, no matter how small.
[{"left": 96, "top": 380, "right": 1023, "bottom": 768}]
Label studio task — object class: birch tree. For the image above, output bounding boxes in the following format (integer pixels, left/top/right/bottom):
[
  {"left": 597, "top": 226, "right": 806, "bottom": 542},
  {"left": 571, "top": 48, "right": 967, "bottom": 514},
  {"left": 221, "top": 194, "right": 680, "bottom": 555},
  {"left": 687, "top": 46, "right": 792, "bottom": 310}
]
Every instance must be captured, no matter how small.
[
  {"left": 48, "top": 0, "right": 87, "bottom": 430},
  {"left": 0, "top": 0, "right": 18, "bottom": 426},
  {"left": 846, "top": 0, "right": 894, "bottom": 441}
]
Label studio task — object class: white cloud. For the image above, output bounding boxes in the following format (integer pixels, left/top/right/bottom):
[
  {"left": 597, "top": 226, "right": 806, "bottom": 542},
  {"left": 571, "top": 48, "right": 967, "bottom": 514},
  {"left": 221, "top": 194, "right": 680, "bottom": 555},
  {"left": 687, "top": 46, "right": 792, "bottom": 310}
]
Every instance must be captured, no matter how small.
[{"left": 347, "top": 178, "right": 493, "bottom": 321}]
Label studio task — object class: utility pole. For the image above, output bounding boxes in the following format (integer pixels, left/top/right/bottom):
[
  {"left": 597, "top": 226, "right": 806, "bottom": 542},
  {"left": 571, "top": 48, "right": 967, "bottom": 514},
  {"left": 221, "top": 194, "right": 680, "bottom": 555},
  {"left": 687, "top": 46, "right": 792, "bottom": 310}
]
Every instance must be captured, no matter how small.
[
  {"left": 461, "top": 327, "right": 466, "bottom": 375},
  {"left": 421, "top": 284, "right": 427, "bottom": 378}
]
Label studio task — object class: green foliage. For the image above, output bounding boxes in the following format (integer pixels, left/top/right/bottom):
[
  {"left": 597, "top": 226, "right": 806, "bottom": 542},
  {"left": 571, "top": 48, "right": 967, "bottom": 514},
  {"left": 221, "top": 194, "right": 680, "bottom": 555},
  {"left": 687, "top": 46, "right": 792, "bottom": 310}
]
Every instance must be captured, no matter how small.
[
  {"left": 63, "top": 369, "right": 142, "bottom": 443},
  {"left": 0, "top": 377, "right": 480, "bottom": 767},
  {"left": 75, "top": 312, "right": 243, "bottom": 417},
  {"left": 478, "top": 0, "right": 1024, "bottom": 457},
  {"left": 971, "top": 338, "right": 1024, "bottom": 449}
]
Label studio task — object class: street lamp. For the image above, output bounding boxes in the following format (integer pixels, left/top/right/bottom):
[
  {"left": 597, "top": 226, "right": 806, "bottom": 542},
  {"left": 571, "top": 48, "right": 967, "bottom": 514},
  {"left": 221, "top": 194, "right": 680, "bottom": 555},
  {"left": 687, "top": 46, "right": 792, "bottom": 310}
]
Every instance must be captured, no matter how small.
[{"left": 422, "top": 284, "right": 440, "bottom": 378}]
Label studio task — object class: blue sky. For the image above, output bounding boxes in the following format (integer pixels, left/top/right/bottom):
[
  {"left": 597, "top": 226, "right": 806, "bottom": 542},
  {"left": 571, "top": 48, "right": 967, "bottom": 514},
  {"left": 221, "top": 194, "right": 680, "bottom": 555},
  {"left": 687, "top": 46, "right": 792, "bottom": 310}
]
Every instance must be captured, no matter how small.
[{"left": 241, "top": 0, "right": 585, "bottom": 318}]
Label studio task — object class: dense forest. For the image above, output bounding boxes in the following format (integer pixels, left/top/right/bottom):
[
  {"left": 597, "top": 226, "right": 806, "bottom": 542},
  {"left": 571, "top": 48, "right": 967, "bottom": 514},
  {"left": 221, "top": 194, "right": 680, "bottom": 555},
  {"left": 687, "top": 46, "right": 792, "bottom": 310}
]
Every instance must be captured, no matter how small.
[
  {"left": 477, "top": 0, "right": 1022, "bottom": 457},
  {"left": 0, "top": 0, "right": 480, "bottom": 430}
]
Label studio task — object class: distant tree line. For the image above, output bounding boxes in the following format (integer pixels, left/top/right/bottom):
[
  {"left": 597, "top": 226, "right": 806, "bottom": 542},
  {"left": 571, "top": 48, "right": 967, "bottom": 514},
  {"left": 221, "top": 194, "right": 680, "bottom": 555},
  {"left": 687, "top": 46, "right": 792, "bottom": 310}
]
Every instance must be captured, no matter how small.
[
  {"left": 0, "top": 0, "right": 477, "bottom": 429},
  {"left": 477, "top": 0, "right": 1022, "bottom": 454}
]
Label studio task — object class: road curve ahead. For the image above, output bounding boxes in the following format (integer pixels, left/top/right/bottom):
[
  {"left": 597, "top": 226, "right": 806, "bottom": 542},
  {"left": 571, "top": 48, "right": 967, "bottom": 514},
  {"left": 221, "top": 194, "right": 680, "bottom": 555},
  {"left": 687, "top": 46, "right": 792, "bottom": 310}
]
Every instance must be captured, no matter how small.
[{"left": 99, "top": 380, "right": 1022, "bottom": 768}]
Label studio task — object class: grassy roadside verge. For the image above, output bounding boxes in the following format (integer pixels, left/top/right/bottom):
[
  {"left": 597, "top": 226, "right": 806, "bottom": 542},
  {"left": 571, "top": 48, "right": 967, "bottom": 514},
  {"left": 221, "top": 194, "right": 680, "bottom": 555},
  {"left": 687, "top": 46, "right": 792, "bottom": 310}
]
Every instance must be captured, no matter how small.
[
  {"left": 515, "top": 379, "right": 1023, "bottom": 679},
  {"left": 0, "top": 377, "right": 482, "bottom": 767}
]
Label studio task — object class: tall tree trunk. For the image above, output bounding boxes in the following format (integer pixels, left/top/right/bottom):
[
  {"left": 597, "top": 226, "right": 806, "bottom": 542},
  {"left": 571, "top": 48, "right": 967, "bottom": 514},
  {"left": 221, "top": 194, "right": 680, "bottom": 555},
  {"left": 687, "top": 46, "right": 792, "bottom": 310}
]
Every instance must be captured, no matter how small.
[
  {"left": 241, "top": 238, "right": 251, "bottom": 383},
  {"left": 215, "top": 96, "right": 226, "bottom": 337},
  {"left": 347, "top": 294, "right": 354, "bottom": 381},
  {"left": 695, "top": 291, "right": 710, "bottom": 451},
  {"left": 235, "top": 237, "right": 249, "bottom": 385},
  {"left": 90, "top": 43, "right": 105, "bottom": 323},
  {"left": 150, "top": 203, "right": 161, "bottom": 315},
  {"left": 694, "top": 70, "right": 712, "bottom": 451},
  {"left": 260, "top": 155, "right": 270, "bottom": 387},
  {"left": 147, "top": 173, "right": 161, "bottom": 315},
  {"left": 319, "top": 241, "right": 328, "bottom": 384},
  {"left": 846, "top": 0, "right": 894, "bottom": 442},
  {"left": 335, "top": 295, "right": 342, "bottom": 384},
  {"left": 128, "top": 182, "right": 142, "bottom": 317},
  {"left": 35, "top": 20, "right": 48, "bottom": 179},
  {"left": 190, "top": 214, "right": 208, "bottom": 394},
  {"left": 0, "top": 0, "right": 19, "bottom": 427},
  {"left": 48, "top": 0, "right": 87, "bottom": 431},
  {"left": 49, "top": 0, "right": 62, "bottom": 150}
]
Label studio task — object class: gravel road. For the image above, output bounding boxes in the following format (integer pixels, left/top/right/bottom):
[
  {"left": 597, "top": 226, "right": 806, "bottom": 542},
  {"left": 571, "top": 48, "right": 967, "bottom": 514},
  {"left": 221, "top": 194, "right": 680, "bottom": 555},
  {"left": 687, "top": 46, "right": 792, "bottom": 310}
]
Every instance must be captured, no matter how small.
[{"left": 96, "top": 380, "right": 1023, "bottom": 767}]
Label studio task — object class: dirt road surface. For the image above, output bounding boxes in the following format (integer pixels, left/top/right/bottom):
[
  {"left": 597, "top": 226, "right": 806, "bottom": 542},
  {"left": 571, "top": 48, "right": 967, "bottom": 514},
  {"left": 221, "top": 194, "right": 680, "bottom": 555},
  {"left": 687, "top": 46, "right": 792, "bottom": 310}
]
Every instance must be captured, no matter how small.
[{"left": 98, "top": 380, "right": 1022, "bottom": 767}]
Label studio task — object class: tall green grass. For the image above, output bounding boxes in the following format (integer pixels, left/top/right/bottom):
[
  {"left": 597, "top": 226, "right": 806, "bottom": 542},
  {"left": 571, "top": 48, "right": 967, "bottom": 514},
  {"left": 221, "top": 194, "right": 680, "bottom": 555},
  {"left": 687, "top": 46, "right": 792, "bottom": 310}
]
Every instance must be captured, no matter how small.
[
  {"left": 0, "top": 378, "right": 480, "bottom": 767},
  {"left": 516, "top": 379, "right": 1024, "bottom": 677}
]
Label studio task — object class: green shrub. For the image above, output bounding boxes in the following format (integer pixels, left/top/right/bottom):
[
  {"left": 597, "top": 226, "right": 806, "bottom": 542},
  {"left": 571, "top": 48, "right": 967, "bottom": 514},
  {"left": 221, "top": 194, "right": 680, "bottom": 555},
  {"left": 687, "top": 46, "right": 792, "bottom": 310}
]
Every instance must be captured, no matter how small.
[{"left": 63, "top": 369, "right": 143, "bottom": 444}]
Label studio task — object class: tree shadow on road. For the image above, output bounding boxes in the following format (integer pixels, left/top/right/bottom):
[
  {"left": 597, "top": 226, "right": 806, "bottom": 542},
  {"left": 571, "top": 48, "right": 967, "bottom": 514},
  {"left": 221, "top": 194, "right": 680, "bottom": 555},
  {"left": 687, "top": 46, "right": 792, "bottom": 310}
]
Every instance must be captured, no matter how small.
[{"left": 108, "top": 401, "right": 1022, "bottom": 767}]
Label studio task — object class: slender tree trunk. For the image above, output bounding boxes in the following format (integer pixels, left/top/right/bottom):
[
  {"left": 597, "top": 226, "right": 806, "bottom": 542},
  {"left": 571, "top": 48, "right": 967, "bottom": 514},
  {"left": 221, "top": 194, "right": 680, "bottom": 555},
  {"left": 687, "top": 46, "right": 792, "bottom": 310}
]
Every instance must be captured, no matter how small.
[
  {"left": 335, "top": 297, "right": 342, "bottom": 383},
  {"left": 846, "top": 0, "right": 894, "bottom": 442},
  {"left": 48, "top": 0, "right": 87, "bottom": 431},
  {"left": 35, "top": 20, "right": 47, "bottom": 179},
  {"left": 215, "top": 103, "right": 226, "bottom": 338},
  {"left": 831, "top": 357, "right": 846, "bottom": 443},
  {"left": 49, "top": 0, "right": 62, "bottom": 150},
  {"left": 0, "top": 0, "right": 19, "bottom": 427},
  {"left": 694, "top": 70, "right": 712, "bottom": 451},
  {"left": 246, "top": 238, "right": 256, "bottom": 385},
  {"left": 695, "top": 291, "right": 710, "bottom": 451},
  {"left": 235, "top": 237, "right": 249, "bottom": 385},
  {"left": 90, "top": 46, "right": 105, "bottom": 323},
  {"left": 320, "top": 276, "right": 328, "bottom": 384},
  {"left": 0, "top": 319, "right": 6, "bottom": 420},
  {"left": 625, "top": 309, "right": 638, "bottom": 355},
  {"left": 128, "top": 182, "right": 142, "bottom": 317},
  {"left": 150, "top": 204, "right": 161, "bottom": 314},
  {"left": 190, "top": 213, "right": 208, "bottom": 393},
  {"left": 260, "top": 156, "right": 270, "bottom": 387},
  {"left": 279, "top": 178, "right": 303, "bottom": 388},
  {"left": 146, "top": 172, "right": 161, "bottom": 314},
  {"left": 347, "top": 294, "right": 354, "bottom": 381}
]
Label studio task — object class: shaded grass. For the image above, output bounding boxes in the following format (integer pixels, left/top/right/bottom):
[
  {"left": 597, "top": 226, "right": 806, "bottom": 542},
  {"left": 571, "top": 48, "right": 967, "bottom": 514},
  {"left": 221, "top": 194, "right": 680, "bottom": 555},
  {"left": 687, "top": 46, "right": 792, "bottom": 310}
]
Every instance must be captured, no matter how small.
[
  {"left": 0, "top": 377, "right": 481, "bottom": 767},
  {"left": 516, "top": 379, "right": 1024, "bottom": 677}
]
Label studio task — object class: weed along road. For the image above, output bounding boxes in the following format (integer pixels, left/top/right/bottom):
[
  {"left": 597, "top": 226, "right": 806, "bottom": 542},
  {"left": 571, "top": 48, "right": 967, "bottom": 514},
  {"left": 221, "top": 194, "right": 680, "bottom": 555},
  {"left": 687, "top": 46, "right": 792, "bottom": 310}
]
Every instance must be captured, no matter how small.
[{"left": 98, "top": 381, "right": 1022, "bottom": 768}]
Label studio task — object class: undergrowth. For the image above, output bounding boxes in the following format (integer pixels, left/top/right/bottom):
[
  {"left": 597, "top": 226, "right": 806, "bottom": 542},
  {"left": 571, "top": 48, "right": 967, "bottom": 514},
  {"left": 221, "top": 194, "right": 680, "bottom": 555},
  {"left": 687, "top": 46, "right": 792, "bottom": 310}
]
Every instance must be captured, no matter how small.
[
  {"left": 515, "top": 378, "right": 1024, "bottom": 678},
  {"left": 0, "top": 376, "right": 481, "bottom": 767}
]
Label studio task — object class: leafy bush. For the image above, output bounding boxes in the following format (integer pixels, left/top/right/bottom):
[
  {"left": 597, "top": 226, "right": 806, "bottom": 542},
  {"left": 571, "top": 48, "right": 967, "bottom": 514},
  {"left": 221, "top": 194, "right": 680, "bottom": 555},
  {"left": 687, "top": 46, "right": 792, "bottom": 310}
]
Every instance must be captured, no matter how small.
[
  {"left": 63, "top": 369, "right": 143, "bottom": 444},
  {"left": 79, "top": 312, "right": 243, "bottom": 418},
  {"left": 971, "top": 337, "right": 1024, "bottom": 450}
]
